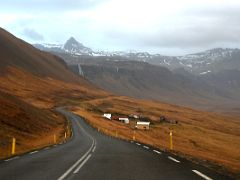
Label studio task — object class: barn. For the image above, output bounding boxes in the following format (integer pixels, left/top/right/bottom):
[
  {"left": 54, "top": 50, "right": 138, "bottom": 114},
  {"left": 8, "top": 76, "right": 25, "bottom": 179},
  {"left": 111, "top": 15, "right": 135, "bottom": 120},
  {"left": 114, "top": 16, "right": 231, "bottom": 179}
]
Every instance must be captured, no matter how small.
[
  {"left": 136, "top": 122, "right": 150, "bottom": 130},
  {"left": 103, "top": 113, "right": 111, "bottom": 120},
  {"left": 119, "top": 118, "right": 129, "bottom": 124}
]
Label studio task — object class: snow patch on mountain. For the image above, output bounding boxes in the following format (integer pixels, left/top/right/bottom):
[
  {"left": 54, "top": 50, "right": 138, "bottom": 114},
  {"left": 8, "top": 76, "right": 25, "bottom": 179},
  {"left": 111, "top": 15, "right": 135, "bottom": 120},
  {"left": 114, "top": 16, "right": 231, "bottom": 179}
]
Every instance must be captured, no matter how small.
[
  {"left": 33, "top": 39, "right": 240, "bottom": 76},
  {"left": 41, "top": 43, "right": 63, "bottom": 49},
  {"left": 200, "top": 71, "right": 211, "bottom": 75}
]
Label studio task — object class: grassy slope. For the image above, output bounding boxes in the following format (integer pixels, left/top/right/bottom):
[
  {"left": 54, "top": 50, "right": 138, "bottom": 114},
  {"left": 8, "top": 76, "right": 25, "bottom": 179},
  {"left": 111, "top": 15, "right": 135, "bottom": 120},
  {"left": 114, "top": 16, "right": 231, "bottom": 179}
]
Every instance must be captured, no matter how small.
[
  {"left": 0, "top": 28, "right": 239, "bottom": 178},
  {"left": 0, "top": 67, "right": 107, "bottom": 108},
  {"left": 0, "top": 67, "right": 108, "bottom": 159},
  {"left": 0, "top": 28, "right": 108, "bottom": 159},
  {"left": 0, "top": 90, "right": 67, "bottom": 158},
  {"left": 72, "top": 96, "right": 240, "bottom": 176}
]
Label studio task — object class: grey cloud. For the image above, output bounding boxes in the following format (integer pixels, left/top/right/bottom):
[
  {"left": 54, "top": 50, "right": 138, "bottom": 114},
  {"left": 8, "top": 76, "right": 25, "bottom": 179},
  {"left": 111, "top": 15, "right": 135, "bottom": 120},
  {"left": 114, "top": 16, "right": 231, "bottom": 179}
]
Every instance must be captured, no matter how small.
[
  {"left": 138, "top": 25, "right": 240, "bottom": 48},
  {"left": 2, "top": 0, "right": 240, "bottom": 55},
  {"left": 104, "top": 26, "right": 240, "bottom": 50},
  {"left": 104, "top": 5, "right": 240, "bottom": 50},
  {"left": 22, "top": 28, "right": 44, "bottom": 41}
]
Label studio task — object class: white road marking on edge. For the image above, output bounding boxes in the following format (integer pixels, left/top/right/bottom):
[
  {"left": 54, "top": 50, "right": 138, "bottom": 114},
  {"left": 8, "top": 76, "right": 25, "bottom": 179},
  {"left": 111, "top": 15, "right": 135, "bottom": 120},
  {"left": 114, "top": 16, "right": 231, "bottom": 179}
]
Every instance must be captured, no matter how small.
[
  {"left": 73, "top": 154, "right": 92, "bottom": 174},
  {"left": 136, "top": 143, "right": 141, "bottom": 146},
  {"left": 192, "top": 170, "right": 213, "bottom": 180},
  {"left": 143, "top": 146, "right": 149, "bottom": 149},
  {"left": 44, "top": 147, "right": 50, "bottom": 150},
  {"left": 153, "top": 150, "right": 161, "bottom": 154},
  {"left": 29, "top": 151, "right": 38, "bottom": 154},
  {"left": 4, "top": 156, "right": 19, "bottom": 162},
  {"left": 168, "top": 156, "right": 180, "bottom": 163}
]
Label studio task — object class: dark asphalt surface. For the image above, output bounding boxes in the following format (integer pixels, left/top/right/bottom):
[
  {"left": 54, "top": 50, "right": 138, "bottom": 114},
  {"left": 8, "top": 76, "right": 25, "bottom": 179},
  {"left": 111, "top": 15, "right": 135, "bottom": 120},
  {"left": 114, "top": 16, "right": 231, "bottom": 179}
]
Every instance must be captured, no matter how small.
[{"left": 0, "top": 109, "right": 233, "bottom": 180}]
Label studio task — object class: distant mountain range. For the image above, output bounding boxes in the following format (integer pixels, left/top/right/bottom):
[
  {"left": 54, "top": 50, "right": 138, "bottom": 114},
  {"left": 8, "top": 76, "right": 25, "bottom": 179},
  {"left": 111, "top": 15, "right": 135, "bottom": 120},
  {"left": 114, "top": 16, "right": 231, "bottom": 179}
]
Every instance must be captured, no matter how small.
[
  {"left": 34, "top": 37, "right": 93, "bottom": 55},
  {"left": 33, "top": 37, "right": 240, "bottom": 112},
  {"left": 34, "top": 37, "right": 240, "bottom": 75}
]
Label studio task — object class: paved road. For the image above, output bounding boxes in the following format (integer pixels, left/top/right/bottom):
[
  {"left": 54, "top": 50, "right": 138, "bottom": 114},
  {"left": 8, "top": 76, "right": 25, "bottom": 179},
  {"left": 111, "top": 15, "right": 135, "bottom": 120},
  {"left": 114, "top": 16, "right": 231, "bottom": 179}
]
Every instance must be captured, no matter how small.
[{"left": 0, "top": 109, "right": 233, "bottom": 180}]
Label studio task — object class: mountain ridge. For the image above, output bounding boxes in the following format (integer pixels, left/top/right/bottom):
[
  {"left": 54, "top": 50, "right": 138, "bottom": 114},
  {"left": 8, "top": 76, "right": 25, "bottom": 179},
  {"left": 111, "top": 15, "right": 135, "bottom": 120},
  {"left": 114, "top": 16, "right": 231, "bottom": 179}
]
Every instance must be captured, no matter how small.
[
  {"left": 0, "top": 28, "right": 82, "bottom": 83},
  {"left": 32, "top": 37, "right": 240, "bottom": 112},
  {"left": 33, "top": 38, "right": 240, "bottom": 75}
]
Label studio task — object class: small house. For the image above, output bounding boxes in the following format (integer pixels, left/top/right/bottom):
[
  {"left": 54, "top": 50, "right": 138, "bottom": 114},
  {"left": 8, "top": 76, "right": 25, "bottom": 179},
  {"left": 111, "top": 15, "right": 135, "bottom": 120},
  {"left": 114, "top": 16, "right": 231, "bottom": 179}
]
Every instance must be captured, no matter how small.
[
  {"left": 103, "top": 113, "right": 111, "bottom": 120},
  {"left": 136, "top": 122, "right": 150, "bottom": 130},
  {"left": 111, "top": 115, "right": 121, "bottom": 121},
  {"left": 111, "top": 115, "right": 129, "bottom": 123},
  {"left": 119, "top": 117, "right": 129, "bottom": 124}
]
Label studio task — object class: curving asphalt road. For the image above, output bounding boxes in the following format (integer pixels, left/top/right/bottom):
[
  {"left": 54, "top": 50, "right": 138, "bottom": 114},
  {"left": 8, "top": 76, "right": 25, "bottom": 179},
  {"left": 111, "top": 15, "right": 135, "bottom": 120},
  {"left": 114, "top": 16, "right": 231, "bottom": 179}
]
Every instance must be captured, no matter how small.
[{"left": 0, "top": 109, "right": 233, "bottom": 180}]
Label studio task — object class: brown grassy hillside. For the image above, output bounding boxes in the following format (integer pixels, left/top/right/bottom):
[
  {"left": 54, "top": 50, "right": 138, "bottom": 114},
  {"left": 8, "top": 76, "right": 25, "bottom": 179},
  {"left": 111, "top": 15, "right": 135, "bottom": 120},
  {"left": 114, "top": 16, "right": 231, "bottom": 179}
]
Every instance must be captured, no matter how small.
[
  {"left": 0, "top": 67, "right": 107, "bottom": 108},
  {"left": 0, "top": 90, "right": 68, "bottom": 158},
  {"left": 0, "top": 27, "right": 83, "bottom": 83},
  {"left": 0, "top": 28, "right": 108, "bottom": 159},
  {"left": 0, "top": 66, "right": 107, "bottom": 158},
  {"left": 71, "top": 96, "right": 240, "bottom": 176},
  {"left": 1, "top": 28, "right": 239, "bottom": 178}
]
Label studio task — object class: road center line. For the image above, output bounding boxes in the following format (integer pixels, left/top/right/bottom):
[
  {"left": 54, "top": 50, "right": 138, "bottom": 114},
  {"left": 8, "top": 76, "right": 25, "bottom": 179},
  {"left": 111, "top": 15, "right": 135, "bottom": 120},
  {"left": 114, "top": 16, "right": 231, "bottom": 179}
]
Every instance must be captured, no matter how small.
[
  {"left": 168, "top": 156, "right": 180, "bottom": 163},
  {"left": 57, "top": 119, "right": 95, "bottom": 180},
  {"left": 92, "top": 146, "right": 96, "bottom": 152},
  {"left": 57, "top": 138, "right": 94, "bottom": 180},
  {"left": 192, "top": 170, "right": 213, "bottom": 180},
  {"left": 143, "top": 146, "right": 149, "bottom": 149},
  {"left": 73, "top": 154, "right": 92, "bottom": 174},
  {"left": 153, "top": 150, "right": 162, "bottom": 154},
  {"left": 59, "top": 147, "right": 91, "bottom": 180},
  {"left": 4, "top": 156, "right": 19, "bottom": 162},
  {"left": 29, "top": 151, "right": 38, "bottom": 154}
]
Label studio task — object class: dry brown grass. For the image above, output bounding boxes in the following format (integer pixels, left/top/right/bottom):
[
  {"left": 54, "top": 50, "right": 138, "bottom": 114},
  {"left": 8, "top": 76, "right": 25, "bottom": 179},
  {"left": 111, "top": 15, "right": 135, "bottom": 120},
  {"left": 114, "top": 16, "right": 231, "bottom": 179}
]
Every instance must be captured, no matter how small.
[
  {"left": 0, "top": 89, "right": 72, "bottom": 159},
  {"left": 0, "top": 67, "right": 107, "bottom": 159},
  {"left": 0, "top": 59, "right": 239, "bottom": 177},
  {"left": 71, "top": 96, "right": 240, "bottom": 176},
  {"left": 0, "top": 28, "right": 108, "bottom": 160},
  {"left": 0, "top": 67, "right": 107, "bottom": 108},
  {"left": 0, "top": 124, "right": 71, "bottom": 159}
]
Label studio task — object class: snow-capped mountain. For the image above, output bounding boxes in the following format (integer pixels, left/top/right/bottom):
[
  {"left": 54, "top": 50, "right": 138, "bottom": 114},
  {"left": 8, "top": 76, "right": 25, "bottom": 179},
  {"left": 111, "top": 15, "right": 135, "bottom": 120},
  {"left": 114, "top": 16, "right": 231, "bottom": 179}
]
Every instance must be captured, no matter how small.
[
  {"left": 125, "top": 48, "right": 240, "bottom": 75},
  {"left": 119, "top": 48, "right": 240, "bottom": 75},
  {"left": 33, "top": 43, "right": 64, "bottom": 53},
  {"left": 33, "top": 37, "right": 93, "bottom": 55},
  {"left": 33, "top": 38, "right": 240, "bottom": 75},
  {"left": 175, "top": 48, "right": 240, "bottom": 74},
  {"left": 63, "top": 37, "right": 92, "bottom": 55}
]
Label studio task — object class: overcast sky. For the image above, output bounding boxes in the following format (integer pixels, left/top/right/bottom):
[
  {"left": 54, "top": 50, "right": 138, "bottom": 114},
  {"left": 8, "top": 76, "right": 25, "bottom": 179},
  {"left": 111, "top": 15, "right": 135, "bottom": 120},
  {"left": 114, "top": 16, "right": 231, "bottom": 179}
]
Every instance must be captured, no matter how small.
[{"left": 1, "top": 0, "right": 240, "bottom": 55}]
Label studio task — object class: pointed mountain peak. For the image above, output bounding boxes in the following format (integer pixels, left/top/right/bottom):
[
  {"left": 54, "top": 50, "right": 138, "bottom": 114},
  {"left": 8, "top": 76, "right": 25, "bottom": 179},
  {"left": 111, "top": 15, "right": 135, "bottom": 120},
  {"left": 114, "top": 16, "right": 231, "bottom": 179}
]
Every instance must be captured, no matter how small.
[
  {"left": 67, "top": 37, "right": 78, "bottom": 43},
  {"left": 63, "top": 37, "right": 92, "bottom": 55},
  {"left": 64, "top": 37, "right": 81, "bottom": 47}
]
